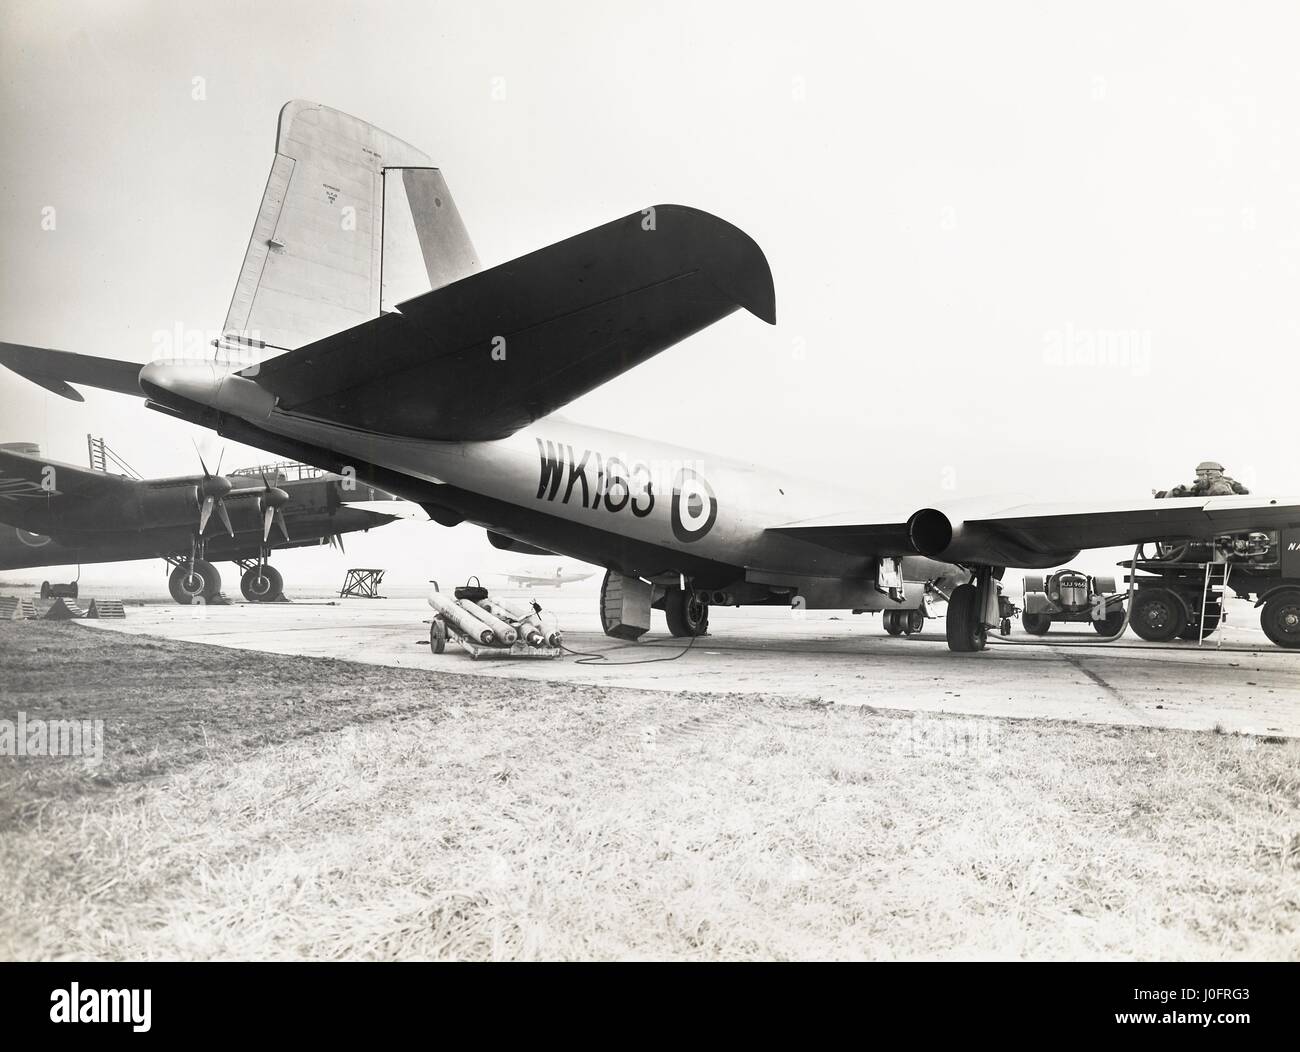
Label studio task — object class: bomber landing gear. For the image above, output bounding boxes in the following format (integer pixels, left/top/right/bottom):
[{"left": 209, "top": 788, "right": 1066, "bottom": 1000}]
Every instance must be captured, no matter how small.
[
  {"left": 169, "top": 559, "right": 221, "bottom": 605},
  {"left": 240, "top": 564, "right": 284, "bottom": 603}
]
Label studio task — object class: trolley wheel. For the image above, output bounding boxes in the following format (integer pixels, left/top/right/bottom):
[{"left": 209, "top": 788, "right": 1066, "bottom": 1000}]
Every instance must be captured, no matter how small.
[
  {"left": 1261, "top": 590, "right": 1300, "bottom": 649},
  {"left": 1021, "top": 612, "right": 1052, "bottom": 635},
  {"left": 946, "top": 583, "right": 987, "bottom": 653},
  {"left": 1092, "top": 609, "right": 1127, "bottom": 637},
  {"left": 882, "top": 609, "right": 904, "bottom": 635},
  {"left": 1129, "top": 588, "right": 1187, "bottom": 642},
  {"left": 430, "top": 618, "right": 447, "bottom": 654}
]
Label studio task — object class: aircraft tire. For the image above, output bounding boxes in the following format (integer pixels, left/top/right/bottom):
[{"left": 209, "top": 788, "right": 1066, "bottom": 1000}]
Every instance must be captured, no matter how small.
[
  {"left": 908, "top": 609, "right": 925, "bottom": 633},
  {"left": 1129, "top": 588, "right": 1186, "bottom": 642},
  {"left": 195, "top": 560, "right": 221, "bottom": 599},
  {"left": 664, "top": 588, "right": 709, "bottom": 637},
  {"left": 241, "top": 565, "right": 283, "bottom": 603},
  {"left": 169, "top": 563, "right": 213, "bottom": 605},
  {"left": 40, "top": 581, "right": 50, "bottom": 599},
  {"left": 946, "top": 583, "right": 987, "bottom": 653},
  {"left": 1021, "top": 612, "right": 1052, "bottom": 635},
  {"left": 1261, "top": 590, "right": 1300, "bottom": 649},
  {"left": 882, "top": 610, "right": 904, "bottom": 635}
]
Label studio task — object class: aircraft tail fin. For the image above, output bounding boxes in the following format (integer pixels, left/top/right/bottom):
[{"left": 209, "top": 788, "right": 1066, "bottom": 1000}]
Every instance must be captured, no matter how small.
[{"left": 222, "top": 100, "right": 479, "bottom": 357}]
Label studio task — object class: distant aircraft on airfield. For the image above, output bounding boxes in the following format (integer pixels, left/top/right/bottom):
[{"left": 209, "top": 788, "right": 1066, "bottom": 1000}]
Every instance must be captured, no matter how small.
[
  {"left": 505, "top": 566, "right": 596, "bottom": 589},
  {"left": 0, "top": 440, "right": 399, "bottom": 604}
]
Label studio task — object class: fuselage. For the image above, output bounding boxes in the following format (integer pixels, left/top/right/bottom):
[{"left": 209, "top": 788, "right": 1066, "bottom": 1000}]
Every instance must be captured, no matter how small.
[{"left": 224, "top": 410, "right": 967, "bottom": 610}]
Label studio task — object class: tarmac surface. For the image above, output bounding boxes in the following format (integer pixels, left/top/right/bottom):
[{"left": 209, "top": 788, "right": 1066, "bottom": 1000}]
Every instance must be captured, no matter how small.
[{"left": 74, "top": 586, "right": 1300, "bottom": 738}]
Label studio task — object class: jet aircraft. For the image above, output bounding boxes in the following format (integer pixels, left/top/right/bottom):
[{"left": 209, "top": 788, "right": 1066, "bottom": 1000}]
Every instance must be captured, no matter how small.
[{"left": 4, "top": 101, "right": 1298, "bottom": 649}]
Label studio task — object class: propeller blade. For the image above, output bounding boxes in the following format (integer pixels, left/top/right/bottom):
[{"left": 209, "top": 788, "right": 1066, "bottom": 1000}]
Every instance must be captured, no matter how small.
[
  {"left": 334, "top": 532, "right": 345, "bottom": 555},
  {"left": 262, "top": 505, "right": 274, "bottom": 543},
  {"left": 274, "top": 508, "right": 290, "bottom": 542},
  {"left": 215, "top": 499, "right": 234, "bottom": 538},
  {"left": 199, "top": 495, "right": 214, "bottom": 534}
]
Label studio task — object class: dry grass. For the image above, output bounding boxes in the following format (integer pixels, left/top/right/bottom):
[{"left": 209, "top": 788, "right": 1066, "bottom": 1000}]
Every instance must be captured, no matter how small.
[{"left": 1, "top": 620, "right": 1297, "bottom": 960}]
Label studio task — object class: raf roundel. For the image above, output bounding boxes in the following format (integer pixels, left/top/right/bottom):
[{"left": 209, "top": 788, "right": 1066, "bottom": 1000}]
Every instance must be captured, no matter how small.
[{"left": 671, "top": 468, "right": 718, "bottom": 543}]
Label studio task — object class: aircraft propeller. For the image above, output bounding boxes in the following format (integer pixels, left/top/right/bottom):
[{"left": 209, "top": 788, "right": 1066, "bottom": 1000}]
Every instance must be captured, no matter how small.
[
  {"left": 196, "top": 448, "right": 234, "bottom": 538},
  {"left": 258, "top": 473, "right": 291, "bottom": 543}
]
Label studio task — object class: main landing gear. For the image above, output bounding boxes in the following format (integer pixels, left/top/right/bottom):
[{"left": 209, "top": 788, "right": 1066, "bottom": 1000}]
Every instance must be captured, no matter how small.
[
  {"left": 236, "top": 558, "right": 284, "bottom": 603},
  {"left": 168, "top": 558, "right": 221, "bottom": 604},
  {"left": 945, "top": 566, "right": 1013, "bottom": 653}
]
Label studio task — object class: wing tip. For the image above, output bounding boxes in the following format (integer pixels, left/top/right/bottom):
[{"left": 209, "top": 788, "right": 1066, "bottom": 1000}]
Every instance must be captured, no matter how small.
[{"left": 650, "top": 204, "right": 777, "bottom": 325}]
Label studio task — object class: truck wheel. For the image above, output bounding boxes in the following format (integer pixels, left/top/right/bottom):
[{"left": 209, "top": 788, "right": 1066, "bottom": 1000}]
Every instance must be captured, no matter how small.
[
  {"left": 1129, "top": 588, "right": 1187, "bottom": 642},
  {"left": 946, "top": 583, "right": 987, "bottom": 653},
  {"left": 430, "top": 619, "right": 447, "bottom": 654},
  {"left": 1261, "top": 591, "right": 1300, "bottom": 649},
  {"left": 1092, "top": 609, "right": 1126, "bottom": 637},
  {"left": 664, "top": 588, "right": 709, "bottom": 637},
  {"left": 1021, "top": 612, "right": 1052, "bottom": 635},
  {"left": 1178, "top": 608, "right": 1221, "bottom": 640},
  {"left": 882, "top": 610, "right": 904, "bottom": 635}
]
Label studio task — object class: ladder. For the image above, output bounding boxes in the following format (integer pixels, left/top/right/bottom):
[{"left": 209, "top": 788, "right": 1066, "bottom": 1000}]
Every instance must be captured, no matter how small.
[{"left": 1198, "top": 559, "right": 1231, "bottom": 647}]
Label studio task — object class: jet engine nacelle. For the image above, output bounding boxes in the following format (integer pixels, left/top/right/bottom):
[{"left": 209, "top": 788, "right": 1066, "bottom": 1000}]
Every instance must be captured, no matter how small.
[{"left": 906, "top": 507, "right": 1077, "bottom": 569}]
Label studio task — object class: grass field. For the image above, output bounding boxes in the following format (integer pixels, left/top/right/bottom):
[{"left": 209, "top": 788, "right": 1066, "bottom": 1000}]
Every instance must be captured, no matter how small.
[{"left": 1, "top": 620, "right": 1297, "bottom": 960}]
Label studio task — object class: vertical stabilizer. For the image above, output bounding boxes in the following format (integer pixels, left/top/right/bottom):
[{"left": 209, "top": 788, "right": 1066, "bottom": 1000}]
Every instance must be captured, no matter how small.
[{"left": 222, "top": 100, "right": 478, "bottom": 354}]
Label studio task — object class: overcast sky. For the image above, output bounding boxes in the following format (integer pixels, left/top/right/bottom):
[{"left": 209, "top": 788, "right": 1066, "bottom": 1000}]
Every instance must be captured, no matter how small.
[{"left": 2, "top": 0, "right": 1298, "bottom": 589}]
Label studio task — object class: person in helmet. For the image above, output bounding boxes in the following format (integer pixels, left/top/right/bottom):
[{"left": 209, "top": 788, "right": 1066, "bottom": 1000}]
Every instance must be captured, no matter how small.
[{"left": 1158, "top": 461, "right": 1250, "bottom": 498}]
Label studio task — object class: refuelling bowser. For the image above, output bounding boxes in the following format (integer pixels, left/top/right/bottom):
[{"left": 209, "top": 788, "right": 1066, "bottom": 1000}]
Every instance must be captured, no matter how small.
[{"left": 1020, "top": 569, "right": 1127, "bottom": 637}]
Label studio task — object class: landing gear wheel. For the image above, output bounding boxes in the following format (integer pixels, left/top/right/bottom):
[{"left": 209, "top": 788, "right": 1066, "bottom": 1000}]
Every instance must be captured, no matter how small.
[
  {"left": 664, "top": 588, "right": 709, "bottom": 637},
  {"left": 1261, "top": 591, "right": 1300, "bottom": 649},
  {"left": 1129, "top": 588, "right": 1187, "bottom": 642},
  {"left": 908, "top": 609, "right": 925, "bottom": 633},
  {"left": 946, "top": 583, "right": 987, "bottom": 653},
  {"left": 429, "top": 618, "right": 447, "bottom": 654},
  {"left": 196, "top": 561, "right": 221, "bottom": 599},
  {"left": 240, "top": 565, "right": 283, "bottom": 603},
  {"left": 40, "top": 581, "right": 50, "bottom": 599},
  {"left": 1093, "top": 609, "right": 1127, "bottom": 637},
  {"left": 883, "top": 609, "right": 904, "bottom": 636},
  {"left": 169, "top": 560, "right": 218, "bottom": 605},
  {"left": 1021, "top": 612, "right": 1052, "bottom": 635}
]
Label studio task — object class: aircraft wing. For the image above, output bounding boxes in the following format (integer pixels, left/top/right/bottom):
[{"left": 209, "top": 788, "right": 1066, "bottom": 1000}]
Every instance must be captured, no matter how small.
[
  {"left": 0, "top": 447, "right": 135, "bottom": 530},
  {"left": 770, "top": 495, "right": 1300, "bottom": 566},
  {"left": 237, "top": 204, "right": 774, "bottom": 441},
  {"left": 0, "top": 206, "right": 774, "bottom": 443}
]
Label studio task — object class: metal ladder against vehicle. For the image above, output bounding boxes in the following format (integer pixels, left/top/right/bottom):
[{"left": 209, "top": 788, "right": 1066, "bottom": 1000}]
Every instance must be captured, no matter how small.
[{"left": 1198, "top": 558, "right": 1231, "bottom": 647}]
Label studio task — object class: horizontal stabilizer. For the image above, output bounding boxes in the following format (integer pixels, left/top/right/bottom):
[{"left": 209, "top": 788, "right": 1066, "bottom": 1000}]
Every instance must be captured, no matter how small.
[
  {"left": 0, "top": 344, "right": 143, "bottom": 401},
  {"left": 243, "top": 204, "right": 775, "bottom": 441}
]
